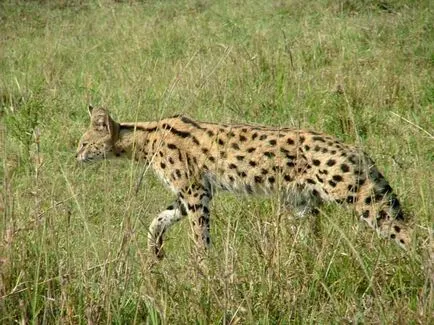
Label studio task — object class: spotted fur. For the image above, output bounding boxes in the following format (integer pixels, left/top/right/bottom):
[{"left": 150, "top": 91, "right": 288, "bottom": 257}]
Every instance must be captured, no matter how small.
[{"left": 76, "top": 106, "right": 410, "bottom": 258}]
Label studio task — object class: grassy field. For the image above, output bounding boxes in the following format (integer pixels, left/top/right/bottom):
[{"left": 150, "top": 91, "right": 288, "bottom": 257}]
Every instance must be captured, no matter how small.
[{"left": 1, "top": 0, "right": 433, "bottom": 323}]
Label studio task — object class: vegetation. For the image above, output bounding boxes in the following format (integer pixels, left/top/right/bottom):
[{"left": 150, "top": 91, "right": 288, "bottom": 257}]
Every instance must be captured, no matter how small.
[{"left": 1, "top": 0, "right": 433, "bottom": 323}]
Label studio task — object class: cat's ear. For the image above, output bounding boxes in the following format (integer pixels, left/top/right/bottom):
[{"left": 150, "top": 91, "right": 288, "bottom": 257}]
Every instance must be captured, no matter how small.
[
  {"left": 91, "top": 110, "right": 110, "bottom": 132},
  {"left": 90, "top": 108, "right": 117, "bottom": 135},
  {"left": 88, "top": 104, "right": 94, "bottom": 117}
]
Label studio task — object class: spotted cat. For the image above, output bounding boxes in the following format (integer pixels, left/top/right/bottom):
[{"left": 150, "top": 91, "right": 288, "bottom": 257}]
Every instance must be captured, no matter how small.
[{"left": 76, "top": 106, "right": 410, "bottom": 258}]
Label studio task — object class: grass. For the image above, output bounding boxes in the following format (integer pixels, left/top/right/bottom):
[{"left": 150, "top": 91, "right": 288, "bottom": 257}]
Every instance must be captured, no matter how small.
[{"left": 1, "top": 0, "right": 433, "bottom": 323}]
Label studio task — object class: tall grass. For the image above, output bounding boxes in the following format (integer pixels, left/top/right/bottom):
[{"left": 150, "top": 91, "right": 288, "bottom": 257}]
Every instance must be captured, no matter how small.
[{"left": 1, "top": 0, "right": 433, "bottom": 323}]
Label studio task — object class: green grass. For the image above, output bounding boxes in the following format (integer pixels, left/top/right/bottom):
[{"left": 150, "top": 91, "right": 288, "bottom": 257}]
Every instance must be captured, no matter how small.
[{"left": 1, "top": 0, "right": 433, "bottom": 323}]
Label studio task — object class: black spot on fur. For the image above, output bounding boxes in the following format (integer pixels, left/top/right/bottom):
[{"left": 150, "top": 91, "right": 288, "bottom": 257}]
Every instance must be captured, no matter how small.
[
  {"left": 326, "top": 159, "right": 336, "bottom": 166},
  {"left": 187, "top": 203, "right": 203, "bottom": 211},
  {"left": 377, "top": 210, "right": 388, "bottom": 223},
  {"left": 362, "top": 210, "right": 370, "bottom": 218},
  {"left": 313, "top": 159, "right": 321, "bottom": 166},
  {"left": 390, "top": 196, "right": 401, "bottom": 210},
  {"left": 229, "top": 163, "right": 237, "bottom": 169},
  {"left": 374, "top": 194, "right": 383, "bottom": 202},
  {"left": 232, "top": 143, "right": 240, "bottom": 150},
  {"left": 180, "top": 204, "right": 188, "bottom": 216},
  {"left": 346, "top": 196, "right": 355, "bottom": 203},
  {"left": 206, "top": 130, "right": 214, "bottom": 137},
  {"left": 348, "top": 154, "right": 358, "bottom": 164},
  {"left": 261, "top": 168, "right": 268, "bottom": 175},
  {"left": 299, "top": 136, "right": 305, "bottom": 144},
  {"left": 340, "top": 164, "right": 350, "bottom": 173},
  {"left": 169, "top": 157, "right": 174, "bottom": 164},
  {"left": 287, "top": 138, "right": 295, "bottom": 145},
  {"left": 296, "top": 167, "right": 306, "bottom": 174},
  {"left": 247, "top": 147, "right": 256, "bottom": 153},
  {"left": 264, "top": 152, "right": 275, "bottom": 158},
  {"left": 236, "top": 155, "right": 245, "bottom": 161},
  {"left": 307, "top": 179, "right": 316, "bottom": 184},
  {"left": 332, "top": 175, "right": 343, "bottom": 182},
  {"left": 202, "top": 148, "right": 209, "bottom": 154},
  {"left": 218, "top": 139, "right": 225, "bottom": 145},
  {"left": 160, "top": 162, "right": 166, "bottom": 169},
  {"left": 252, "top": 133, "right": 258, "bottom": 140},
  {"left": 313, "top": 136, "right": 325, "bottom": 142},
  {"left": 209, "top": 156, "right": 215, "bottom": 162},
  {"left": 272, "top": 166, "right": 282, "bottom": 172},
  {"left": 180, "top": 116, "right": 204, "bottom": 129},
  {"left": 356, "top": 178, "right": 366, "bottom": 187},
  {"left": 395, "top": 210, "right": 405, "bottom": 225},
  {"left": 239, "top": 135, "right": 247, "bottom": 142},
  {"left": 254, "top": 176, "right": 263, "bottom": 183},
  {"left": 162, "top": 124, "right": 191, "bottom": 139},
  {"left": 304, "top": 145, "right": 310, "bottom": 151},
  {"left": 314, "top": 145, "right": 321, "bottom": 152},
  {"left": 284, "top": 175, "right": 292, "bottom": 181},
  {"left": 167, "top": 143, "right": 177, "bottom": 150},
  {"left": 220, "top": 151, "right": 227, "bottom": 158},
  {"left": 259, "top": 134, "right": 267, "bottom": 140},
  {"left": 239, "top": 171, "right": 247, "bottom": 178},
  {"left": 269, "top": 139, "right": 277, "bottom": 146},
  {"left": 375, "top": 184, "right": 393, "bottom": 197},
  {"left": 120, "top": 125, "right": 158, "bottom": 133},
  {"left": 249, "top": 161, "right": 257, "bottom": 167},
  {"left": 268, "top": 176, "right": 275, "bottom": 184},
  {"left": 328, "top": 180, "right": 337, "bottom": 187}
]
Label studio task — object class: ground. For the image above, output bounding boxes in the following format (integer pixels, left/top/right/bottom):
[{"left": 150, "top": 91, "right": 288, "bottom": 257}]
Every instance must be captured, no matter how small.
[{"left": 0, "top": 0, "right": 433, "bottom": 323}]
